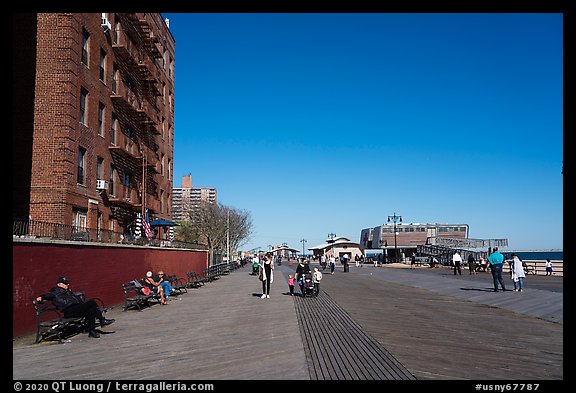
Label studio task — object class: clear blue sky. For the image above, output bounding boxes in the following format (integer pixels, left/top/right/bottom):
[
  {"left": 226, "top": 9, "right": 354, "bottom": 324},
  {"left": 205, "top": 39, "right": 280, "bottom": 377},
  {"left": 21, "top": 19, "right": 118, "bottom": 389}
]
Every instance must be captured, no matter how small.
[{"left": 163, "top": 13, "right": 563, "bottom": 252}]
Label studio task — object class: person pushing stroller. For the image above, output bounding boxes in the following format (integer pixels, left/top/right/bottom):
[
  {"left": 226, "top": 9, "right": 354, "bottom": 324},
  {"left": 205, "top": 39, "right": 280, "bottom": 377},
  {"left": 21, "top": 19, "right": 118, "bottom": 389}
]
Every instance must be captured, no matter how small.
[{"left": 295, "top": 258, "right": 311, "bottom": 296}]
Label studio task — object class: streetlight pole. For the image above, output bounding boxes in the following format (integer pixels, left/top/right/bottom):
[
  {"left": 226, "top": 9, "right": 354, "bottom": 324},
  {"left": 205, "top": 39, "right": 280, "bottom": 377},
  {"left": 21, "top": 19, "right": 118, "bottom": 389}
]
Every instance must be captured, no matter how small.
[
  {"left": 226, "top": 209, "right": 230, "bottom": 265},
  {"left": 387, "top": 213, "right": 402, "bottom": 262},
  {"left": 300, "top": 238, "right": 307, "bottom": 259},
  {"left": 328, "top": 232, "right": 336, "bottom": 257}
]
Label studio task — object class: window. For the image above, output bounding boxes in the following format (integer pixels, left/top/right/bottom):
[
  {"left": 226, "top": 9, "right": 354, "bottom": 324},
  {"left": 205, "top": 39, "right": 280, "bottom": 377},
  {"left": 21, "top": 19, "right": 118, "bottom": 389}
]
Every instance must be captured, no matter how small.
[
  {"left": 112, "top": 65, "right": 119, "bottom": 94},
  {"left": 126, "top": 76, "right": 135, "bottom": 93},
  {"left": 73, "top": 209, "right": 88, "bottom": 231},
  {"left": 77, "top": 147, "right": 86, "bottom": 185},
  {"left": 111, "top": 113, "right": 117, "bottom": 145},
  {"left": 109, "top": 165, "right": 116, "bottom": 196},
  {"left": 122, "top": 171, "right": 131, "bottom": 187},
  {"left": 96, "top": 156, "right": 104, "bottom": 180},
  {"left": 122, "top": 171, "right": 131, "bottom": 200},
  {"left": 82, "top": 30, "right": 90, "bottom": 66},
  {"left": 80, "top": 88, "right": 88, "bottom": 125},
  {"left": 100, "top": 49, "right": 106, "bottom": 82},
  {"left": 98, "top": 102, "right": 105, "bottom": 136},
  {"left": 114, "top": 18, "right": 120, "bottom": 45},
  {"left": 125, "top": 125, "right": 133, "bottom": 139}
]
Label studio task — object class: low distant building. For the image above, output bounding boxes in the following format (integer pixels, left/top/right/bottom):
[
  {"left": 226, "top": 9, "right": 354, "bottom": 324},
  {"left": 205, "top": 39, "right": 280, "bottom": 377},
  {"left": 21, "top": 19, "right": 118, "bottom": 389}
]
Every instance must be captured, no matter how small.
[
  {"left": 309, "top": 236, "right": 364, "bottom": 260},
  {"left": 271, "top": 244, "right": 300, "bottom": 258},
  {"left": 360, "top": 222, "right": 469, "bottom": 259}
]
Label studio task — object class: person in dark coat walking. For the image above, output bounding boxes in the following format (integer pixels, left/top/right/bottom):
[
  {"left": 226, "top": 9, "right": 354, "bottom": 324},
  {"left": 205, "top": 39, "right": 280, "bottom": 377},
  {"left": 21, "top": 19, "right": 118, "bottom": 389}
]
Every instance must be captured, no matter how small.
[
  {"left": 468, "top": 253, "right": 477, "bottom": 275},
  {"left": 36, "top": 276, "right": 114, "bottom": 338}
]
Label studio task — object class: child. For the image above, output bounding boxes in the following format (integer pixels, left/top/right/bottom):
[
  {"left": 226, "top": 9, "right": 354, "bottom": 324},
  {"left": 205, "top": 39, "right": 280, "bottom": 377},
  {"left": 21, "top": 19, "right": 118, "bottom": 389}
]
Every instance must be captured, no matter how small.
[
  {"left": 312, "top": 267, "right": 323, "bottom": 296},
  {"left": 287, "top": 274, "right": 295, "bottom": 296}
]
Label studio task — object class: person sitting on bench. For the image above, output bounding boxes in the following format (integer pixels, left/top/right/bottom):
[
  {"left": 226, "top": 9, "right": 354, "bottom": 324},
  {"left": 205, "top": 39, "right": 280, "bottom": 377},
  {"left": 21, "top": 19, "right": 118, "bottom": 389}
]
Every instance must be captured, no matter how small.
[{"left": 36, "top": 276, "right": 114, "bottom": 338}]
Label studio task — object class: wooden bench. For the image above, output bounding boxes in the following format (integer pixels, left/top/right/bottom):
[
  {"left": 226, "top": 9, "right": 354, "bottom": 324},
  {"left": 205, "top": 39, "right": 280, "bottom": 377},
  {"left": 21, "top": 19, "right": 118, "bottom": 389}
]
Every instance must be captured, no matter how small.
[
  {"left": 121, "top": 280, "right": 159, "bottom": 311},
  {"left": 165, "top": 274, "right": 187, "bottom": 296},
  {"left": 32, "top": 293, "right": 107, "bottom": 343},
  {"left": 185, "top": 271, "right": 204, "bottom": 288}
]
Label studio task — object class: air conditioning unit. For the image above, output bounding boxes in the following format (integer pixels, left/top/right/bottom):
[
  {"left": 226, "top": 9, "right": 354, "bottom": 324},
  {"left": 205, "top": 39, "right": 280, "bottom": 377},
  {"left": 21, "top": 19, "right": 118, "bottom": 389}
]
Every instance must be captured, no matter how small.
[
  {"left": 96, "top": 180, "right": 109, "bottom": 190},
  {"left": 101, "top": 17, "right": 111, "bottom": 32}
]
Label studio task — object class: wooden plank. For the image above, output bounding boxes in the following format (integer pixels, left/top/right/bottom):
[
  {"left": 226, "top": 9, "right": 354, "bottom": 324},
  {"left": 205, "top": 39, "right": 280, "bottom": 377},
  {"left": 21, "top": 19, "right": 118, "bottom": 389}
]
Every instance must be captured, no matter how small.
[{"left": 290, "top": 274, "right": 415, "bottom": 380}]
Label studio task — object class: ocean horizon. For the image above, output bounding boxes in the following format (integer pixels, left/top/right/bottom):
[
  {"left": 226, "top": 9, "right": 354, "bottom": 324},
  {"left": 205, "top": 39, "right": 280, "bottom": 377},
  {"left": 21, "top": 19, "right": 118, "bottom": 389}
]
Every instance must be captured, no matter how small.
[{"left": 504, "top": 250, "right": 563, "bottom": 261}]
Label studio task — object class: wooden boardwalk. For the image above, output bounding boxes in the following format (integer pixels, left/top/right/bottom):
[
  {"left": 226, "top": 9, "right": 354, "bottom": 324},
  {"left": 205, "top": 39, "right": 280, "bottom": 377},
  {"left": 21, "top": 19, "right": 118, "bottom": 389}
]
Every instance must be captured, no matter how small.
[
  {"left": 13, "top": 262, "right": 563, "bottom": 381},
  {"left": 13, "top": 265, "right": 308, "bottom": 380},
  {"left": 308, "top": 263, "right": 563, "bottom": 380},
  {"left": 294, "top": 290, "right": 414, "bottom": 380}
]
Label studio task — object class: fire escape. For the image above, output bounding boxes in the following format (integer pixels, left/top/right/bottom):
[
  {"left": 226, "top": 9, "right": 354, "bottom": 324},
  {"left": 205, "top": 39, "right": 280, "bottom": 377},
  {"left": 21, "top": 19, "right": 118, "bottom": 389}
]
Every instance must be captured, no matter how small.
[{"left": 105, "top": 13, "right": 164, "bottom": 229}]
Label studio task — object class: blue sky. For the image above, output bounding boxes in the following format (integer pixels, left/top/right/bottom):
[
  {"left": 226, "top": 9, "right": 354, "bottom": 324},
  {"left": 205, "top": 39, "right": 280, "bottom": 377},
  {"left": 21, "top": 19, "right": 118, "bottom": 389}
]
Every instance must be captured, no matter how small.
[{"left": 163, "top": 13, "right": 563, "bottom": 252}]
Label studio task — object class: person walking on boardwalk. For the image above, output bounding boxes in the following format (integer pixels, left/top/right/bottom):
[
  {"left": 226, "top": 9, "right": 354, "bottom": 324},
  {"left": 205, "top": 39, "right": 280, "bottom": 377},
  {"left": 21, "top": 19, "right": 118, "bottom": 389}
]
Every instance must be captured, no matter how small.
[
  {"left": 329, "top": 254, "right": 336, "bottom": 274},
  {"left": 510, "top": 253, "right": 525, "bottom": 292},
  {"left": 259, "top": 253, "right": 274, "bottom": 299},
  {"left": 312, "top": 267, "right": 323, "bottom": 296},
  {"left": 545, "top": 259, "right": 553, "bottom": 276},
  {"left": 467, "top": 253, "right": 477, "bottom": 275},
  {"left": 487, "top": 247, "right": 507, "bottom": 292},
  {"left": 287, "top": 274, "right": 295, "bottom": 296},
  {"left": 452, "top": 251, "right": 462, "bottom": 275}
]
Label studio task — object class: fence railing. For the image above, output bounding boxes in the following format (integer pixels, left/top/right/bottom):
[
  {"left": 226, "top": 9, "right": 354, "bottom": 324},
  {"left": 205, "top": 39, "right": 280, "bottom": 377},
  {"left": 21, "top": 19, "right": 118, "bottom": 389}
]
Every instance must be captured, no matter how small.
[{"left": 12, "top": 218, "right": 207, "bottom": 250}]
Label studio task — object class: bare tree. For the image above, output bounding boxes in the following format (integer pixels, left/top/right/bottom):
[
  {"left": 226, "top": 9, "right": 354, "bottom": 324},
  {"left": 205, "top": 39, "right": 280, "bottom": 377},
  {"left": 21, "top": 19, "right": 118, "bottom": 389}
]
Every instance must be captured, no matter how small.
[{"left": 175, "top": 202, "right": 253, "bottom": 264}]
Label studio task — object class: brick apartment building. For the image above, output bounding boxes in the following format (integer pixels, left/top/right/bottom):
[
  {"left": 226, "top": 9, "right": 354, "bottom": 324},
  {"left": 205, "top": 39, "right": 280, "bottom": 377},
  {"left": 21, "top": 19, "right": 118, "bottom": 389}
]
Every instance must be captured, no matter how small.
[
  {"left": 172, "top": 174, "right": 217, "bottom": 222},
  {"left": 13, "top": 13, "right": 175, "bottom": 238}
]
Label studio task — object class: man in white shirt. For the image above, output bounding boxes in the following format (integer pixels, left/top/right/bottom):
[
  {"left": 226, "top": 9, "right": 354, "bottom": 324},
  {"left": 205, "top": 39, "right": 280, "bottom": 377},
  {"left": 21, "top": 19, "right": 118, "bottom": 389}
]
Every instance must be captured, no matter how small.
[{"left": 452, "top": 251, "right": 462, "bottom": 276}]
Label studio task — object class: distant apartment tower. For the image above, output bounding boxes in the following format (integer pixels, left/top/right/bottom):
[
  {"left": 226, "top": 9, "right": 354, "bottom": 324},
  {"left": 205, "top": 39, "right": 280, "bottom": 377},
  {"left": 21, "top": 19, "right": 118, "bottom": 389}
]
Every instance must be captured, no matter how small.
[
  {"left": 13, "top": 13, "right": 175, "bottom": 236},
  {"left": 172, "top": 174, "right": 217, "bottom": 221}
]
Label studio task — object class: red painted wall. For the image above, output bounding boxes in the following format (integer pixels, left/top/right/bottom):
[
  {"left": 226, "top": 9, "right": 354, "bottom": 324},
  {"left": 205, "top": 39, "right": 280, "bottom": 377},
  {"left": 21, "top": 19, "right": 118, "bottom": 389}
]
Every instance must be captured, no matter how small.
[{"left": 13, "top": 241, "right": 208, "bottom": 338}]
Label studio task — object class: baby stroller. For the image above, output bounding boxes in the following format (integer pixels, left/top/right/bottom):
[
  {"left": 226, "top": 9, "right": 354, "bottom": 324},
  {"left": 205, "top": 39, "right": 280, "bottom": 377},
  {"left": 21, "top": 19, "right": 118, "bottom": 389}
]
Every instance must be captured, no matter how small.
[{"left": 301, "top": 273, "right": 315, "bottom": 297}]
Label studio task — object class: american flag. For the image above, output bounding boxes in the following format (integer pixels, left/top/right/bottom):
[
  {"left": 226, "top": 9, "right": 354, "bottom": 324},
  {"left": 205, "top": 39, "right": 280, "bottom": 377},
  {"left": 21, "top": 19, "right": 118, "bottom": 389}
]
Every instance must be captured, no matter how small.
[{"left": 143, "top": 209, "right": 153, "bottom": 239}]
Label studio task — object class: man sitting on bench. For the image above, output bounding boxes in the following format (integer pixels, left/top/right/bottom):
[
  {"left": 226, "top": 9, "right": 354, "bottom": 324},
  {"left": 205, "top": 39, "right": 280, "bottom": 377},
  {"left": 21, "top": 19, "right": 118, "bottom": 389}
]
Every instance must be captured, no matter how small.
[{"left": 36, "top": 276, "right": 114, "bottom": 338}]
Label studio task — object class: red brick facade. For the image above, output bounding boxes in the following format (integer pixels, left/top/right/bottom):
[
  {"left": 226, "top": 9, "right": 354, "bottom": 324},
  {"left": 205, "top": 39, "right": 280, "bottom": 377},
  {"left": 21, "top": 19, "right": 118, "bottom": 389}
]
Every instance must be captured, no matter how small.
[{"left": 13, "top": 13, "right": 175, "bottom": 237}]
